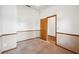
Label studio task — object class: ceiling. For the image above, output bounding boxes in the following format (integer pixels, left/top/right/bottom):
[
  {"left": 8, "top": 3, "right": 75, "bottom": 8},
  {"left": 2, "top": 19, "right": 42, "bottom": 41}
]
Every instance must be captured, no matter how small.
[{"left": 26, "top": 5, "right": 54, "bottom": 10}]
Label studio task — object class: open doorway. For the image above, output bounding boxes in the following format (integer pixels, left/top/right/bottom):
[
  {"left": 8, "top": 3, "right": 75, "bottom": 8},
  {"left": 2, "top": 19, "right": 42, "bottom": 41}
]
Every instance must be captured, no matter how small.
[
  {"left": 47, "top": 15, "right": 57, "bottom": 43},
  {"left": 40, "top": 15, "right": 57, "bottom": 43}
]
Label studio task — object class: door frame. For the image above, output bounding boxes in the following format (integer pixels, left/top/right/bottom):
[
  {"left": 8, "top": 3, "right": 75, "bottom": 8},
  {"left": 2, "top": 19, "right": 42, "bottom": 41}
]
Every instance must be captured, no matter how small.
[{"left": 40, "top": 15, "right": 57, "bottom": 43}]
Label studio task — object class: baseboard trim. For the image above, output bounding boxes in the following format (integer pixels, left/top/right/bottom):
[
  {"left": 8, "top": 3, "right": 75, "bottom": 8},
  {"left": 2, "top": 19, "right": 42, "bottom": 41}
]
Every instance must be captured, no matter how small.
[
  {"left": 1, "top": 47, "right": 17, "bottom": 54},
  {"left": 48, "top": 35, "right": 56, "bottom": 38},
  {"left": 56, "top": 43, "right": 78, "bottom": 54},
  {"left": 57, "top": 32, "right": 79, "bottom": 37},
  {"left": 1, "top": 37, "right": 40, "bottom": 54}
]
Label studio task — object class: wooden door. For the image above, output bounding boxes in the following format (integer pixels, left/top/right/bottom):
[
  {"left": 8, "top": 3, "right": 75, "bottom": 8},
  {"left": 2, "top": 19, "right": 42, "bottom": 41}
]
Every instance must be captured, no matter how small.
[{"left": 40, "top": 18, "right": 48, "bottom": 40}]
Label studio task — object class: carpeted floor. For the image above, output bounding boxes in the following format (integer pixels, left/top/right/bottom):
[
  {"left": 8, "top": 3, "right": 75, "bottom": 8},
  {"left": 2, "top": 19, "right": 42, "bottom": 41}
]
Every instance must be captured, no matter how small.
[{"left": 3, "top": 38, "right": 73, "bottom": 54}]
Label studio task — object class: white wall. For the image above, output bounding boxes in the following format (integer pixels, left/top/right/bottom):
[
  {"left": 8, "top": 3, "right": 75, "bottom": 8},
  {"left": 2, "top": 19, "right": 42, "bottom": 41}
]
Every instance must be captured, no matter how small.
[
  {"left": 48, "top": 17, "right": 55, "bottom": 36},
  {"left": 57, "top": 6, "right": 79, "bottom": 53},
  {"left": 0, "top": 6, "right": 2, "bottom": 53},
  {"left": 40, "top": 5, "right": 79, "bottom": 53},
  {"left": 57, "top": 6, "right": 79, "bottom": 34},
  {"left": 0, "top": 5, "right": 40, "bottom": 52},
  {"left": 1, "top": 5, "right": 79, "bottom": 53},
  {"left": 0, "top": 6, "right": 2, "bottom": 35},
  {"left": 17, "top": 6, "right": 40, "bottom": 42},
  {"left": 2, "top": 35, "right": 17, "bottom": 51},
  {"left": 17, "top": 6, "right": 40, "bottom": 31},
  {"left": 0, "top": 37, "right": 2, "bottom": 53},
  {"left": 57, "top": 34, "right": 79, "bottom": 53},
  {"left": 40, "top": 6, "right": 58, "bottom": 19},
  {"left": 37, "top": 5, "right": 79, "bottom": 35},
  {"left": 1, "top": 5, "right": 17, "bottom": 52},
  {"left": 2, "top": 5, "right": 17, "bottom": 34}
]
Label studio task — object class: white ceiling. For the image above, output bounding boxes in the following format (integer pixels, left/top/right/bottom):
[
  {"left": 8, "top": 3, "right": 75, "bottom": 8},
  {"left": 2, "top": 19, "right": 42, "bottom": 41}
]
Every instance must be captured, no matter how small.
[{"left": 28, "top": 5, "right": 54, "bottom": 10}]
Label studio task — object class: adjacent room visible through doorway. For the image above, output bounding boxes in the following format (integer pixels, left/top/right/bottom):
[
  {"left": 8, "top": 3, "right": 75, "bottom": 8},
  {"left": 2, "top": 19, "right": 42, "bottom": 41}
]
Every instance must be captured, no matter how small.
[
  {"left": 40, "top": 15, "right": 57, "bottom": 44},
  {"left": 47, "top": 15, "right": 57, "bottom": 44}
]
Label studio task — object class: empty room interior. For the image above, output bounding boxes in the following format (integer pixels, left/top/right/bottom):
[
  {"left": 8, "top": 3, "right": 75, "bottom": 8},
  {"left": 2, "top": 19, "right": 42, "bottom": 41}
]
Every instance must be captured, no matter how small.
[{"left": 0, "top": 5, "right": 79, "bottom": 54}]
